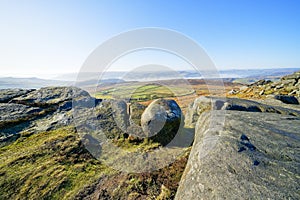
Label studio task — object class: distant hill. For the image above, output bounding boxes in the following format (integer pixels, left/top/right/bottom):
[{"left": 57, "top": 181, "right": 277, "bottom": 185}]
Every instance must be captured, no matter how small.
[
  {"left": 0, "top": 77, "right": 71, "bottom": 89},
  {"left": 53, "top": 68, "right": 300, "bottom": 81},
  {"left": 1, "top": 68, "right": 299, "bottom": 89},
  {"left": 0, "top": 77, "right": 125, "bottom": 89},
  {"left": 219, "top": 68, "right": 300, "bottom": 78}
]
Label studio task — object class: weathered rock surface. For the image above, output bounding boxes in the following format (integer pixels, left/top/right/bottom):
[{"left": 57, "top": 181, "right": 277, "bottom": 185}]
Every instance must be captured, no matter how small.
[
  {"left": 0, "top": 89, "right": 34, "bottom": 103},
  {"left": 73, "top": 99, "right": 134, "bottom": 140},
  {"left": 129, "top": 102, "right": 147, "bottom": 126},
  {"left": 185, "top": 96, "right": 300, "bottom": 127},
  {"left": 30, "top": 111, "right": 73, "bottom": 132},
  {"left": 141, "top": 99, "right": 182, "bottom": 145},
  {"left": 0, "top": 87, "right": 100, "bottom": 141},
  {"left": 111, "top": 100, "right": 130, "bottom": 132},
  {"left": 176, "top": 111, "right": 300, "bottom": 199},
  {"left": 0, "top": 103, "right": 41, "bottom": 124},
  {"left": 126, "top": 102, "right": 147, "bottom": 138},
  {"left": 0, "top": 103, "right": 42, "bottom": 139},
  {"left": 11, "top": 86, "right": 90, "bottom": 107}
]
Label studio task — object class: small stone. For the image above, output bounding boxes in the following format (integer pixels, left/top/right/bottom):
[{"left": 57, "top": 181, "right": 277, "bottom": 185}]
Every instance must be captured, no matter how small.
[
  {"left": 228, "top": 89, "right": 238, "bottom": 95},
  {"left": 276, "top": 84, "right": 284, "bottom": 89},
  {"left": 259, "top": 90, "right": 265, "bottom": 95}
]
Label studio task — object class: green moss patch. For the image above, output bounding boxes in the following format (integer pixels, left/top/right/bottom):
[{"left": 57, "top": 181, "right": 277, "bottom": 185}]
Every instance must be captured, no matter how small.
[
  {"left": 0, "top": 126, "right": 191, "bottom": 199},
  {"left": 0, "top": 127, "right": 115, "bottom": 200}
]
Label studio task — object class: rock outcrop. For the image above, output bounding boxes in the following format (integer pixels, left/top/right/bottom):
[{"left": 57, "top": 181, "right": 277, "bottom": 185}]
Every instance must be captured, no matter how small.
[
  {"left": 185, "top": 96, "right": 300, "bottom": 128},
  {"left": 0, "top": 103, "right": 42, "bottom": 126},
  {"left": 129, "top": 102, "right": 147, "bottom": 126},
  {"left": 176, "top": 110, "right": 300, "bottom": 199},
  {"left": 141, "top": 99, "right": 182, "bottom": 145},
  {"left": 249, "top": 79, "right": 272, "bottom": 87},
  {"left": 111, "top": 100, "right": 130, "bottom": 132},
  {"left": 0, "top": 87, "right": 98, "bottom": 141},
  {"left": 10, "top": 86, "right": 90, "bottom": 107},
  {"left": 1, "top": 86, "right": 181, "bottom": 145},
  {"left": 84, "top": 99, "right": 130, "bottom": 139},
  {"left": 274, "top": 94, "right": 299, "bottom": 105},
  {"left": 0, "top": 103, "right": 43, "bottom": 140},
  {"left": 1, "top": 82, "right": 300, "bottom": 199},
  {"left": 231, "top": 70, "right": 300, "bottom": 100}
]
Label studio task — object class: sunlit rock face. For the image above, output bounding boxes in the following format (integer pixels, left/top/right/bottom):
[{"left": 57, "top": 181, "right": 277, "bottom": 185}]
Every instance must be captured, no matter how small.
[{"left": 176, "top": 108, "right": 300, "bottom": 199}]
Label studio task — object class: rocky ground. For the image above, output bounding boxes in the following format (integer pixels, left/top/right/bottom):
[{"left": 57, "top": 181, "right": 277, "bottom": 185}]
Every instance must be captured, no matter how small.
[
  {"left": 0, "top": 71, "right": 300, "bottom": 199},
  {"left": 0, "top": 86, "right": 190, "bottom": 199},
  {"left": 228, "top": 70, "right": 300, "bottom": 102},
  {"left": 176, "top": 110, "right": 300, "bottom": 199},
  {"left": 176, "top": 94, "right": 300, "bottom": 199}
]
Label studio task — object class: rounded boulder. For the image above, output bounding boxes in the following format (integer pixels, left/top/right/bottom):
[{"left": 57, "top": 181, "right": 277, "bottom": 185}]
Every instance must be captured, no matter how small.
[{"left": 141, "top": 99, "right": 182, "bottom": 145}]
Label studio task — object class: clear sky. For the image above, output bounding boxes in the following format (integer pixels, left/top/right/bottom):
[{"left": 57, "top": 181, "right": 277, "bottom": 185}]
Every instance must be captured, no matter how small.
[{"left": 0, "top": 0, "right": 299, "bottom": 78}]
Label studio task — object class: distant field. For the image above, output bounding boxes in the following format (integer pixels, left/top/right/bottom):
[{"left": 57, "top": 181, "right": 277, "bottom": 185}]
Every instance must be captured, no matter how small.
[
  {"left": 93, "top": 83, "right": 196, "bottom": 102},
  {"left": 89, "top": 79, "right": 242, "bottom": 114}
]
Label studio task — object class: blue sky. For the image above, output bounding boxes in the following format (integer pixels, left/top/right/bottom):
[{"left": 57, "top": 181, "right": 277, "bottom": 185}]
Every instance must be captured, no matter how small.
[{"left": 0, "top": 0, "right": 299, "bottom": 77}]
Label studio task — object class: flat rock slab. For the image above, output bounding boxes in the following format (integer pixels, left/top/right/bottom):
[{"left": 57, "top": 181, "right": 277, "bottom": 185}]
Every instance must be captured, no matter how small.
[{"left": 176, "top": 111, "right": 300, "bottom": 199}]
